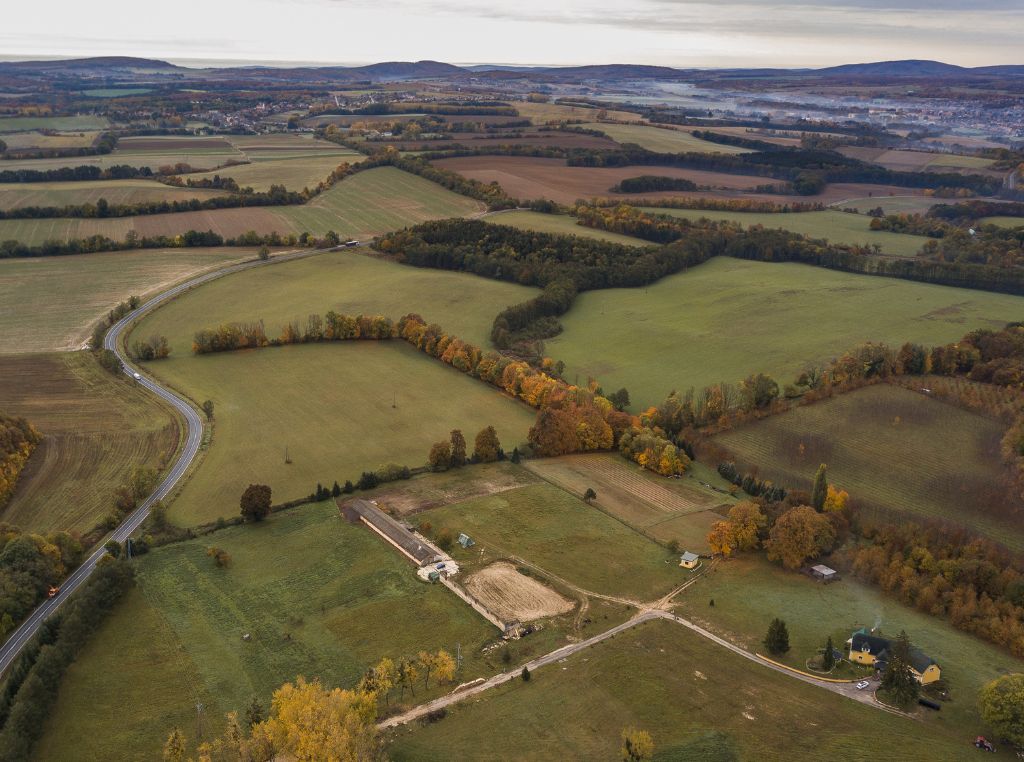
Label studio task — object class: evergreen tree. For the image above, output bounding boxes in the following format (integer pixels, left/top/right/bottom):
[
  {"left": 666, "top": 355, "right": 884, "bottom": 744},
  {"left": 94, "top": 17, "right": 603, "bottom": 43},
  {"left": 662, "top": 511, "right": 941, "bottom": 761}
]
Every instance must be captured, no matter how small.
[
  {"left": 811, "top": 463, "right": 828, "bottom": 511},
  {"left": 521, "top": 666, "right": 531, "bottom": 682},
  {"left": 342, "top": 480, "right": 354, "bottom": 494},
  {"left": 822, "top": 635, "right": 836, "bottom": 671},
  {"left": 245, "top": 695, "right": 265, "bottom": 728},
  {"left": 450, "top": 429, "right": 467, "bottom": 467},
  {"left": 763, "top": 618, "right": 790, "bottom": 655},
  {"left": 331, "top": 481, "right": 342, "bottom": 498},
  {"left": 510, "top": 447, "right": 521, "bottom": 464},
  {"left": 880, "top": 630, "right": 919, "bottom": 707}
]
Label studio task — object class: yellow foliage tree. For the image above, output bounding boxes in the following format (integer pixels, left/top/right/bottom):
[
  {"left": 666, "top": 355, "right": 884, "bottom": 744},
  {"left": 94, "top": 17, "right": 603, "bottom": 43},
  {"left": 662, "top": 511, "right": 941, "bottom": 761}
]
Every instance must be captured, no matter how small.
[
  {"left": 707, "top": 520, "right": 736, "bottom": 557},
  {"left": 823, "top": 485, "right": 849, "bottom": 514},
  {"left": 257, "top": 676, "right": 381, "bottom": 762}
]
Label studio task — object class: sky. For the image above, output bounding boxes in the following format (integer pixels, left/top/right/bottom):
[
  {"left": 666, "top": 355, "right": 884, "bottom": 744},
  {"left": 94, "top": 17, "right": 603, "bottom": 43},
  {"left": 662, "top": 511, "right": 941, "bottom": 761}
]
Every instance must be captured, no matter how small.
[{"left": 3, "top": 0, "right": 1021, "bottom": 69}]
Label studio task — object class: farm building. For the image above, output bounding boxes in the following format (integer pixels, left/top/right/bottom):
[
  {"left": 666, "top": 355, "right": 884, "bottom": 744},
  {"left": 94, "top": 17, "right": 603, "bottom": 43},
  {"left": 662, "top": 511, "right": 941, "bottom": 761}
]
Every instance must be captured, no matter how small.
[
  {"left": 679, "top": 551, "right": 700, "bottom": 569},
  {"left": 846, "top": 629, "right": 941, "bottom": 684},
  {"left": 810, "top": 564, "right": 838, "bottom": 582},
  {"left": 347, "top": 499, "right": 444, "bottom": 566}
]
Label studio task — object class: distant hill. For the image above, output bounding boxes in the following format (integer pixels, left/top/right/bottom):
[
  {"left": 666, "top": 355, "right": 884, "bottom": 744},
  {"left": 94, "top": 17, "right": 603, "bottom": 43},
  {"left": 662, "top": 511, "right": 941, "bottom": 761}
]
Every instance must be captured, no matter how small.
[
  {"left": 0, "top": 56, "right": 180, "bottom": 71},
  {"left": 813, "top": 60, "right": 969, "bottom": 77},
  {"left": 347, "top": 60, "right": 466, "bottom": 80}
]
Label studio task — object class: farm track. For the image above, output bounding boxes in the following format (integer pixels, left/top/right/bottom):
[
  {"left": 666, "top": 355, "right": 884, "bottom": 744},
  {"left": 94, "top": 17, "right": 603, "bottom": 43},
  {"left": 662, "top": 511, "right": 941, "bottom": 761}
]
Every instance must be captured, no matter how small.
[
  {"left": 0, "top": 243, "right": 351, "bottom": 676},
  {"left": 381, "top": 558, "right": 909, "bottom": 728}
]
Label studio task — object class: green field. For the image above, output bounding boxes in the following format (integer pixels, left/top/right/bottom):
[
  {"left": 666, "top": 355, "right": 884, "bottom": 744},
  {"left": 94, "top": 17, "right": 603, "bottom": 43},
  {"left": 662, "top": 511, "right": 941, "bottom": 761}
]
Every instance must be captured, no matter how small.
[
  {"left": 0, "top": 179, "right": 227, "bottom": 210},
  {"left": 35, "top": 501, "right": 500, "bottom": 761},
  {"left": 582, "top": 123, "right": 751, "bottom": 155},
  {"left": 81, "top": 88, "right": 153, "bottom": 97},
  {"left": 186, "top": 153, "right": 360, "bottom": 191},
  {"left": 713, "top": 383, "right": 1023, "bottom": 548},
  {"left": 485, "top": 210, "right": 652, "bottom": 246},
  {"left": 141, "top": 342, "right": 538, "bottom": 526},
  {"left": 0, "top": 167, "right": 483, "bottom": 245},
  {"left": 129, "top": 249, "right": 536, "bottom": 352},
  {"left": 546, "top": 256, "right": 1024, "bottom": 408},
  {"left": 389, "top": 618, "right": 974, "bottom": 761},
  {"left": 0, "top": 115, "right": 109, "bottom": 132},
  {"left": 0, "top": 247, "right": 255, "bottom": 354},
  {"left": 642, "top": 207, "right": 925, "bottom": 258},
  {"left": 838, "top": 196, "right": 939, "bottom": 215},
  {"left": 0, "top": 130, "right": 100, "bottom": 150},
  {"left": 674, "top": 554, "right": 1024, "bottom": 743},
  {"left": 0, "top": 352, "right": 178, "bottom": 534},
  {"left": 982, "top": 216, "right": 1024, "bottom": 229},
  {"left": 425, "top": 482, "right": 683, "bottom": 601}
]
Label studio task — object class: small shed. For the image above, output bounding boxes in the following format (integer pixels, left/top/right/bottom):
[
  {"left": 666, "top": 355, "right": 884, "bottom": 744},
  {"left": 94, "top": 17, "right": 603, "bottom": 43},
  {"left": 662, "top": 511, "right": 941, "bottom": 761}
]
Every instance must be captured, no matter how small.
[
  {"left": 810, "top": 564, "right": 837, "bottom": 582},
  {"left": 679, "top": 551, "right": 700, "bottom": 570},
  {"left": 457, "top": 533, "right": 475, "bottom": 549}
]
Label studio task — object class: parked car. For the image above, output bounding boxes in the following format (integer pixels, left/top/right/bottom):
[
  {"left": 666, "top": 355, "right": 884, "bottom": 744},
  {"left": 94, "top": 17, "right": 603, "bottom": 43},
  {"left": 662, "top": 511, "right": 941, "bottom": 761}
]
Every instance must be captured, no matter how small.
[{"left": 856, "top": 680, "right": 870, "bottom": 690}]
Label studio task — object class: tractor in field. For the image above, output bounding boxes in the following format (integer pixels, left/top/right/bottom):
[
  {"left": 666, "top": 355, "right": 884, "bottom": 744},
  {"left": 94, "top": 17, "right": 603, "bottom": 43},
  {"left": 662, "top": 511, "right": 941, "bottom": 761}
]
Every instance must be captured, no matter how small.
[{"left": 974, "top": 736, "right": 995, "bottom": 752}]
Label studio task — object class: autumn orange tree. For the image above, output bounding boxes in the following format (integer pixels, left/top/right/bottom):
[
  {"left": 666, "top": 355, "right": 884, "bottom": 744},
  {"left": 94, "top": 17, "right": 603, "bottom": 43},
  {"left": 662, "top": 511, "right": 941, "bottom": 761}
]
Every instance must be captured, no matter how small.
[
  {"left": 707, "top": 501, "right": 766, "bottom": 557},
  {"left": 764, "top": 506, "right": 836, "bottom": 570}
]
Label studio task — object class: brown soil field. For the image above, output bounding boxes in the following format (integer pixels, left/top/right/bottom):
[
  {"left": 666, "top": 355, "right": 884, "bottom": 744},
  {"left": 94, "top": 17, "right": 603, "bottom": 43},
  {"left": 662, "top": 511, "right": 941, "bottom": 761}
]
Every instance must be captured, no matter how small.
[
  {"left": 465, "top": 561, "right": 574, "bottom": 622},
  {"left": 382, "top": 133, "right": 619, "bottom": 151},
  {"left": 431, "top": 156, "right": 773, "bottom": 204},
  {"left": 0, "top": 352, "right": 179, "bottom": 534},
  {"left": 432, "top": 156, "right": 926, "bottom": 206},
  {"left": 115, "top": 137, "right": 235, "bottom": 151}
]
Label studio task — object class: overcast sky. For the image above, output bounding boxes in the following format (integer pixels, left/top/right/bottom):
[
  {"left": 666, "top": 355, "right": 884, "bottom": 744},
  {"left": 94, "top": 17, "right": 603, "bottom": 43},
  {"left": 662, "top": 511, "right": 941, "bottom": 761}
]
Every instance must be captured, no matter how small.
[{"left": 3, "top": 0, "right": 1021, "bottom": 68}]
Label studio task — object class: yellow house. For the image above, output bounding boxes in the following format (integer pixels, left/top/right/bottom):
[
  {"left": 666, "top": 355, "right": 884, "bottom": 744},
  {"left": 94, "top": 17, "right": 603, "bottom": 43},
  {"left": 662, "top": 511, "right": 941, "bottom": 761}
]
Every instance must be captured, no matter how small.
[{"left": 846, "top": 629, "right": 941, "bottom": 684}]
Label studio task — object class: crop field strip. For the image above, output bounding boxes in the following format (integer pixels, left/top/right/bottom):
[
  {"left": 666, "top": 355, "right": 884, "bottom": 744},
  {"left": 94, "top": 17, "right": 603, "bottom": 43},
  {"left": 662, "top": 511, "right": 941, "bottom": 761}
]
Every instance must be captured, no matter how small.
[
  {"left": 0, "top": 179, "right": 228, "bottom": 210},
  {"left": 0, "top": 247, "right": 256, "bottom": 354},
  {"left": 640, "top": 207, "right": 926, "bottom": 257},
  {"left": 547, "top": 256, "right": 1024, "bottom": 408},
  {"left": 713, "top": 384, "right": 1024, "bottom": 548},
  {"left": 0, "top": 166, "right": 483, "bottom": 245},
  {"left": 0, "top": 352, "right": 179, "bottom": 534},
  {"left": 581, "top": 122, "right": 752, "bottom": 154}
]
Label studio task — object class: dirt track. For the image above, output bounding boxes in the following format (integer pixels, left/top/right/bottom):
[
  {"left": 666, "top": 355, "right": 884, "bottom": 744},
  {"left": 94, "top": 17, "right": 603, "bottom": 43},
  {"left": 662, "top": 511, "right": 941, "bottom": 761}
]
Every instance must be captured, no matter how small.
[{"left": 465, "top": 562, "right": 574, "bottom": 622}]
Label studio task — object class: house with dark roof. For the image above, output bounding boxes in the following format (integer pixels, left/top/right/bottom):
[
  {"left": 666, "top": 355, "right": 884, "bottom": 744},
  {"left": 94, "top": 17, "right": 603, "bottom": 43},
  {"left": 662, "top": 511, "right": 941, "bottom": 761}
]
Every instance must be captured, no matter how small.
[{"left": 846, "top": 628, "right": 941, "bottom": 684}]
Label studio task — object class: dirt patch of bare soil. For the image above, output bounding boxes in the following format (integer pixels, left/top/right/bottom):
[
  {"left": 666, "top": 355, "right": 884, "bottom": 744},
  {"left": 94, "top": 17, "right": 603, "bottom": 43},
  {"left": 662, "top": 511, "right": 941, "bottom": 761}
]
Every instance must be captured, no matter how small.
[{"left": 465, "top": 562, "right": 574, "bottom": 622}]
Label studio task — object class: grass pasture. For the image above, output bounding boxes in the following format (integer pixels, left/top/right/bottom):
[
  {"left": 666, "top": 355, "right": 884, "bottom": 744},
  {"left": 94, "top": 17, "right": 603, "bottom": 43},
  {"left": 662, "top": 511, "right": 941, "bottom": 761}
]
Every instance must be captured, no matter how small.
[
  {"left": 547, "top": 256, "right": 1024, "bottom": 408},
  {"left": 128, "top": 249, "right": 537, "bottom": 352},
  {"left": 142, "top": 342, "right": 537, "bottom": 527},
  {"left": 642, "top": 207, "right": 925, "bottom": 257},
  {"left": 0, "top": 246, "right": 255, "bottom": 353},
  {"left": 674, "top": 554, "right": 1024, "bottom": 742},
  {"left": 582, "top": 122, "right": 751, "bottom": 154},
  {"left": 388, "top": 618, "right": 973, "bottom": 761},
  {"left": 982, "top": 216, "right": 1024, "bottom": 229},
  {"left": 0, "top": 179, "right": 227, "bottom": 210},
  {"left": 712, "top": 383, "right": 1024, "bottom": 547},
  {"left": 485, "top": 210, "right": 651, "bottom": 246},
  {"left": 838, "top": 195, "right": 941, "bottom": 215},
  {"left": 523, "top": 454, "right": 733, "bottom": 553},
  {"left": 426, "top": 482, "right": 682, "bottom": 601},
  {"left": 0, "top": 352, "right": 178, "bottom": 534},
  {"left": 0, "top": 167, "right": 483, "bottom": 245},
  {"left": 35, "top": 501, "right": 498, "bottom": 761}
]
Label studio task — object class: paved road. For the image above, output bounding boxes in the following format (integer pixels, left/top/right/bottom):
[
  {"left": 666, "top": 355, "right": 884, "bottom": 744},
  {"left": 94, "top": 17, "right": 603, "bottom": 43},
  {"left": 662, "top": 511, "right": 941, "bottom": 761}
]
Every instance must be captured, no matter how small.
[{"left": 0, "top": 244, "right": 345, "bottom": 675}]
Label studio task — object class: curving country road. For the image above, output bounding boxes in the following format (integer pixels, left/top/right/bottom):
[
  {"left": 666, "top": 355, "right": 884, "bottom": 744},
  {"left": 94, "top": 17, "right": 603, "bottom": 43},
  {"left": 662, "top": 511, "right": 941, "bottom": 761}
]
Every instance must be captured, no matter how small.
[{"left": 0, "top": 244, "right": 347, "bottom": 675}]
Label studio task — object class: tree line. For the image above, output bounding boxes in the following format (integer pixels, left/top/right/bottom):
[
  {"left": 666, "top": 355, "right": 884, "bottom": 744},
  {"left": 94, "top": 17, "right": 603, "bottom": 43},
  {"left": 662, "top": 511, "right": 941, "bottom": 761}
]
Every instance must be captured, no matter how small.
[
  {"left": 0, "top": 228, "right": 325, "bottom": 260},
  {"left": 0, "top": 414, "right": 41, "bottom": 510},
  {"left": 0, "top": 131, "right": 117, "bottom": 161},
  {"left": 609, "top": 175, "right": 699, "bottom": 194}
]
